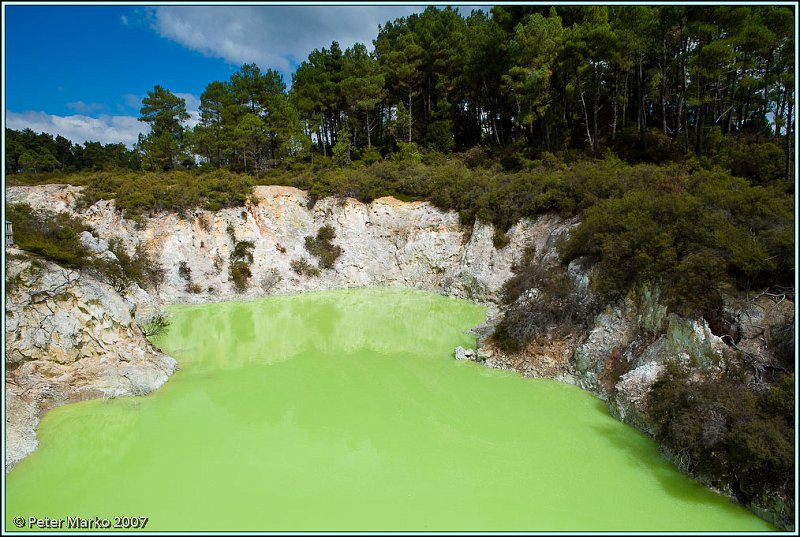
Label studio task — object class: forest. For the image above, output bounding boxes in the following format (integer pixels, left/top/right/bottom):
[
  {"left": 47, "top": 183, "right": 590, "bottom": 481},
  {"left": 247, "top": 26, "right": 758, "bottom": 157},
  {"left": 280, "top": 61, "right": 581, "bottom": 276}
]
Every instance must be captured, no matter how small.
[{"left": 5, "top": 5, "right": 795, "bottom": 179}]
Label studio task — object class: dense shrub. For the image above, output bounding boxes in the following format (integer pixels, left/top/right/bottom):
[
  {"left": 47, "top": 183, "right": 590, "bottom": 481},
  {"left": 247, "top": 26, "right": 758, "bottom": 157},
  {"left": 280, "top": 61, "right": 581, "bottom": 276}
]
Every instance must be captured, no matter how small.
[
  {"left": 178, "top": 261, "right": 191, "bottom": 281},
  {"left": 6, "top": 203, "right": 91, "bottom": 267},
  {"left": 647, "top": 359, "right": 794, "bottom": 522},
  {"left": 304, "top": 225, "right": 343, "bottom": 269},
  {"left": 94, "top": 238, "right": 165, "bottom": 292},
  {"left": 723, "top": 139, "right": 786, "bottom": 185},
  {"left": 228, "top": 240, "right": 255, "bottom": 292},
  {"left": 560, "top": 165, "right": 793, "bottom": 318},
  {"left": 493, "top": 258, "right": 594, "bottom": 352},
  {"left": 72, "top": 169, "right": 255, "bottom": 217},
  {"left": 7, "top": 203, "right": 164, "bottom": 292}
]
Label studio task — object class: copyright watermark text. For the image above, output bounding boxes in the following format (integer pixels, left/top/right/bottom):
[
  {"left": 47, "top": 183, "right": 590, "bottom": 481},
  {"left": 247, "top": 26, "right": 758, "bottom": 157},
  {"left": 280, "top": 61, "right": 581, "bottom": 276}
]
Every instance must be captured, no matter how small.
[{"left": 12, "top": 515, "right": 149, "bottom": 530}]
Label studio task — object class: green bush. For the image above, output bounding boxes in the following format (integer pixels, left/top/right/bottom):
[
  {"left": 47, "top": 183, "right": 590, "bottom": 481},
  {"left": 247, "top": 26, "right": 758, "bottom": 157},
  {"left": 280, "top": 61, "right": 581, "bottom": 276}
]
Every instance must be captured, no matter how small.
[
  {"left": 304, "top": 225, "right": 343, "bottom": 269},
  {"left": 290, "top": 257, "right": 321, "bottom": 278},
  {"left": 141, "top": 313, "right": 171, "bottom": 338},
  {"left": 6, "top": 203, "right": 91, "bottom": 267},
  {"left": 560, "top": 165, "right": 793, "bottom": 318},
  {"left": 229, "top": 262, "right": 252, "bottom": 292},
  {"left": 73, "top": 169, "right": 255, "bottom": 217},
  {"left": 723, "top": 139, "right": 786, "bottom": 184},
  {"left": 229, "top": 240, "right": 255, "bottom": 292},
  {"left": 647, "top": 359, "right": 794, "bottom": 521},
  {"left": 7, "top": 202, "right": 164, "bottom": 292},
  {"left": 106, "top": 239, "right": 164, "bottom": 292}
]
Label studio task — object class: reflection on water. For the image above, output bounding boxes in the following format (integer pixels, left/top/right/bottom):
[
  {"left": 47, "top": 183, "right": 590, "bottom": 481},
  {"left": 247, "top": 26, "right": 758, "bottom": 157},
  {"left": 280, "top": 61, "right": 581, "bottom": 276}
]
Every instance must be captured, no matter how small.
[{"left": 5, "top": 288, "right": 773, "bottom": 532}]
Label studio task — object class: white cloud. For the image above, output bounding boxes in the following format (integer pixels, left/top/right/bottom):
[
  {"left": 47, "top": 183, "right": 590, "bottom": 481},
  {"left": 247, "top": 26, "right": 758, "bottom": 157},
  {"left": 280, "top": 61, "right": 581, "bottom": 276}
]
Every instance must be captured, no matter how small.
[
  {"left": 149, "top": 6, "right": 424, "bottom": 73},
  {"left": 120, "top": 14, "right": 129, "bottom": 26},
  {"left": 7, "top": 91, "right": 200, "bottom": 146},
  {"left": 6, "top": 111, "right": 147, "bottom": 147},
  {"left": 174, "top": 92, "right": 201, "bottom": 129}
]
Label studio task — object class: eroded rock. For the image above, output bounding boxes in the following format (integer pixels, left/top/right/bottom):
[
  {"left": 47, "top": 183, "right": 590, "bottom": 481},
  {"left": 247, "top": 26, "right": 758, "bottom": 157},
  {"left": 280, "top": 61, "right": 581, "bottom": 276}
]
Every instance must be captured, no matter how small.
[{"left": 4, "top": 254, "right": 177, "bottom": 473}]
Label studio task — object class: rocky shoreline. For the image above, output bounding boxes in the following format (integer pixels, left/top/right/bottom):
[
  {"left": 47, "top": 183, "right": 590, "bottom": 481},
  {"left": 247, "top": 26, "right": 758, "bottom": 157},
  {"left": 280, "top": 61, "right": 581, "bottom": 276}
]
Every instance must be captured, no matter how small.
[
  {"left": 5, "top": 252, "right": 177, "bottom": 473},
  {"left": 4, "top": 184, "right": 794, "bottom": 529}
]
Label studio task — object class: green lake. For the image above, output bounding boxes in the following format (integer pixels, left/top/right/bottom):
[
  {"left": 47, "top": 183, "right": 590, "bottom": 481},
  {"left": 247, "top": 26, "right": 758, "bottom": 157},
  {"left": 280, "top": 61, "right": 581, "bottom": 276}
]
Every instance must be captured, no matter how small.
[{"left": 5, "top": 288, "right": 774, "bottom": 531}]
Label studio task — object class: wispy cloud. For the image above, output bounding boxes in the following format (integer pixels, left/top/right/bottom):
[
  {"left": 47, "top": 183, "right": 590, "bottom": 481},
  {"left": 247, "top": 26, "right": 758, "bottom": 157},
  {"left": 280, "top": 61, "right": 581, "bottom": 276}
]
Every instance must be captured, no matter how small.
[
  {"left": 148, "top": 6, "right": 424, "bottom": 73},
  {"left": 123, "top": 93, "right": 143, "bottom": 110},
  {"left": 6, "top": 111, "right": 147, "bottom": 147},
  {"left": 66, "top": 101, "right": 106, "bottom": 114},
  {"left": 175, "top": 92, "right": 201, "bottom": 129}
]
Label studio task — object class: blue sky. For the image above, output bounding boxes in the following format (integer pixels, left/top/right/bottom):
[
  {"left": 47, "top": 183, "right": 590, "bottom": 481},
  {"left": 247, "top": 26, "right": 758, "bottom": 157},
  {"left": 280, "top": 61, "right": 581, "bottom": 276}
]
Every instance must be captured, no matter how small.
[{"left": 4, "top": 4, "right": 490, "bottom": 147}]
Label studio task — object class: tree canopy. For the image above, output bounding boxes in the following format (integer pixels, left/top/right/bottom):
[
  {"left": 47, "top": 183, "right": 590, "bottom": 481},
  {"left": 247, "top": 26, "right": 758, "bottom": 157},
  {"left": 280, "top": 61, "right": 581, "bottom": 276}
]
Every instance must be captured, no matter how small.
[{"left": 7, "top": 5, "right": 795, "bottom": 180}]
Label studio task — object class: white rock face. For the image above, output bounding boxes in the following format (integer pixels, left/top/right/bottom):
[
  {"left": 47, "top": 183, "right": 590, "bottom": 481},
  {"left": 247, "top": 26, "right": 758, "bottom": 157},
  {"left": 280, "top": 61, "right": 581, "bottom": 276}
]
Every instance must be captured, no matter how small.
[
  {"left": 4, "top": 253, "right": 177, "bottom": 473},
  {"left": 6, "top": 185, "right": 574, "bottom": 304},
  {"left": 615, "top": 361, "right": 664, "bottom": 405}
]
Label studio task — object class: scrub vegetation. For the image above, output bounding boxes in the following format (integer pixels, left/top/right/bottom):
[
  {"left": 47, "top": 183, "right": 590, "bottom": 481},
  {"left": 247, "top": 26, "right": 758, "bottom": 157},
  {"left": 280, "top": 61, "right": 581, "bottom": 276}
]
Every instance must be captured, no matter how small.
[
  {"left": 290, "top": 258, "right": 321, "bottom": 278},
  {"left": 5, "top": 4, "right": 794, "bottom": 527},
  {"left": 6, "top": 203, "right": 163, "bottom": 293},
  {"left": 647, "top": 359, "right": 794, "bottom": 520},
  {"left": 304, "top": 225, "right": 343, "bottom": 270},
  {"left": 229, "top": 240, "right": 256, "bottom": 292}
]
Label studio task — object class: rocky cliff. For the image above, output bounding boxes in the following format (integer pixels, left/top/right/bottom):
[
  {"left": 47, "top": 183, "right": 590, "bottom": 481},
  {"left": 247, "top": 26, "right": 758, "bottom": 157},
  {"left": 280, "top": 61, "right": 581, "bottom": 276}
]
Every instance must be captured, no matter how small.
[
  {"left": 6, "top": 183, "right": 576, "bottom": 303},
  {"left": 5, "top": 252, "right": 176, "bottom": 473},
  {"left": 4, "top": 183, "right": 793, "bottom": 528}
]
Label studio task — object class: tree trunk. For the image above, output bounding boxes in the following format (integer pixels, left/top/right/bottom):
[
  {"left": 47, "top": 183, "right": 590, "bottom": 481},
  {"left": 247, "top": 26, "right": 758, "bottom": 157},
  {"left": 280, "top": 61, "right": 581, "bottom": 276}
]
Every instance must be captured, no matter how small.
[
  {"left": 592, "top": 64, "right": 600, "bottom": 153},
  {"left": 683, "top": 98, "right": 690, "bottom": 155},
  {"left": 579, "top": 85, "right": 593, "bottom": 150},
  {"left": 542, "top": 113, "right": 551, "bottom": 150},
  {"left": 776, "top": 84, "right": 787, "bottom": 137},
  {"left": 742, "top": 88, "right": 752, "bottom": 128},
  {"left": 759, "top": 48, "right": 774, "bottom": 142},
  {"left": 726, "top": 73, "right": 737, "bottom": 135},
  {"left": 612, "top": 68, "right": 619, "bottom": 143},
  {"left": 623, "top": 70, "right": 629, "bottom": 129},
  {"left": 785, "top": 88, "right": 793, "bottom": 183},
  {"left": 408, "top": 91, "right": 413, "bottom": 143},
  {"left": 636, "top": 53, "right": 644, "bottom": 135},
  {"left": 695, "top": 75, "right": 705, "bottom": 157},
  {"left": 661, "top": 36, "right": 668, "bottom": 135},
  {"left": 365, "top": 110, "right": 372, "bottom": 149}
]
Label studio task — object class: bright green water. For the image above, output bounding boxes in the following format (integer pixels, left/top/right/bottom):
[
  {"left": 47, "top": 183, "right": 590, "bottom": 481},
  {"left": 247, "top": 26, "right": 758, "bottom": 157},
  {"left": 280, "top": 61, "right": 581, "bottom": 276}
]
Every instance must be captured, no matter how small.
[{"left": 6, "top": 288, "right": 773, "bottom": 531}]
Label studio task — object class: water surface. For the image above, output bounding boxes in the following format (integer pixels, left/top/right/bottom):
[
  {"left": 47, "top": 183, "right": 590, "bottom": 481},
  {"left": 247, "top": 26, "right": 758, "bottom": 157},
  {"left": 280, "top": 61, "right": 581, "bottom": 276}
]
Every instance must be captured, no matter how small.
[{"left": 5, "top": 288, "right": 773, "bottom": 531}]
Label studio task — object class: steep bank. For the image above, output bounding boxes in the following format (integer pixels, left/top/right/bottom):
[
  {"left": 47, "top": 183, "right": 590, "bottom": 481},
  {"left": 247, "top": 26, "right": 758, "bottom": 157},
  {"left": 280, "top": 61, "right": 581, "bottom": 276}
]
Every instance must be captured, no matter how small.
[
  {"left": 7, "top": 184, "right": 575, "bottom": 303},
  {"left": 4, "top": 252, "right": 177, "bottom": 473},
  {"left": 4, "top": 183, "right": 793, "bottom": 528}
]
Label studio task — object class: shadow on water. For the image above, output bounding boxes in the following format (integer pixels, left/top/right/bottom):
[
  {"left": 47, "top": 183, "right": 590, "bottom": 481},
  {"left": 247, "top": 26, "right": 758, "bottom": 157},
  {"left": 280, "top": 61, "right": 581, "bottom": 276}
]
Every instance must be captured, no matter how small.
[{"left": 586, "top": 419, "right": 755, "bottom": 518}]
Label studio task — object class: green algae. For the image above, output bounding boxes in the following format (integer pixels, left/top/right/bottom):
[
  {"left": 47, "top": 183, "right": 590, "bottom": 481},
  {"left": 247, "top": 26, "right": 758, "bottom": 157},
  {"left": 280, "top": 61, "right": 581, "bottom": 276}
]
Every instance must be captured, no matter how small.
[{"left": 5, "top": 288, "right": 774, "bottom": 531}]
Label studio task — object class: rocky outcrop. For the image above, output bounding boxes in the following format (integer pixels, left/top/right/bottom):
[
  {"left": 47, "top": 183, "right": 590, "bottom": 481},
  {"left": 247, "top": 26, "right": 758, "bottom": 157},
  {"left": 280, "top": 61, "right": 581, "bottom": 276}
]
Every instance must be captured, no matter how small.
[
  {"left": 478, "top": 280, "right": 789, "bottom": 424},
  {"left": 4, "top": 252, "right": 176, "bottom": 473},
  {"left": 6, "top": 185, "right": 575, "bottom": 303}
]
